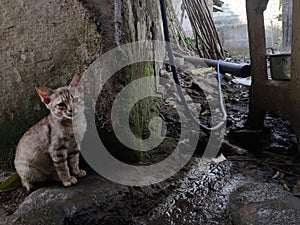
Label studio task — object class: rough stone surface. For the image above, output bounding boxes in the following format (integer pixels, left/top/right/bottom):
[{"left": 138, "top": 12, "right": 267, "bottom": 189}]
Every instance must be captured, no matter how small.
[
  {"left": 0, "top": 0, "right": 100, "bottom": 169},
  {"left": 0, "top": 0, "right": 164, "bottom": 168},
  {"left": 3, "top": 157, "right": 299, "bottom": 225},
  {"left": 229, "top": 182, "right": 300, "bottom": 225},
  {"left": 1, "top": 0, "right": 164, "bottom": 170},
  {"left": 1, "top": 174, "right": 176, "bottom": 225},
  {"left": 1, "top": 158, "right": 231, "bottom": 225},
  {"left": 82, "top": 0, "right": 165, "bottom": 163}
]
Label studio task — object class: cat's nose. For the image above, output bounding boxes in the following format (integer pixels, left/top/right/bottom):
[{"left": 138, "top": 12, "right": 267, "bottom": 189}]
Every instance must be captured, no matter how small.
[{"left": 67, "top": 109, "right": 73, "bottom": 118}]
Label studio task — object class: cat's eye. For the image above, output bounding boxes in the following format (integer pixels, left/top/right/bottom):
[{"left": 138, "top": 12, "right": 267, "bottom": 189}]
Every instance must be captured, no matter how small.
[
  {"left": 72, "top": 97, "right": 79, "bottom": 103},
  {"left": 57, "top": 102, "right": 67, "bottom": 108}
]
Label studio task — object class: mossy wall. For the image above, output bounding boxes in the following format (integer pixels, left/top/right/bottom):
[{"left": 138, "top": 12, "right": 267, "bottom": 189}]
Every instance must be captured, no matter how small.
[{"left": 87, "top": 0, "right": 165, "bottom": 163}]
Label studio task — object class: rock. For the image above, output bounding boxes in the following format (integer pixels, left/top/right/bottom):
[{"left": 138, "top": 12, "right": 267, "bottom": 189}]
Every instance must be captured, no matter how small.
[
  {"left": 191, "top": 67, "right": 214, "bottom": 75},
  {"left": 1, "top": 173, "right": 178, "bottom": 225},
  {"left": 2, "top": 175, "right": 130, "bottom": 225},
  {"left": 229, "top": 182, "right": 300, "bottom": 225},
  {"left": 0, "top": 209, "right": 8, "bottom": 218}
]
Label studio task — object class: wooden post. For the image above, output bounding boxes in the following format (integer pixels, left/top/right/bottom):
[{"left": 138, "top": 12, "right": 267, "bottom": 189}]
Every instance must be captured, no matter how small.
[
  {"left": 282, "top": 0, "right": 293, "bottom": 52},
  {"left": 245, "top": 0, "right": 269, "bottom": 129},
  {"left": 245, "top": 0, "right": 300, "bottom": 153},
  {"left": 290, "top": 0, "right": 300, "bottom": 151}
]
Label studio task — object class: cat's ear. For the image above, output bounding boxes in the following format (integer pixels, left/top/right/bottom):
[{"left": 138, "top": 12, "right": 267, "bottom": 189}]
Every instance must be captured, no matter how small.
[
  {"left": 36, "top": 87, "right": 53, "bottom": 105},
  {"left": 70, "top": 73, "right": 82, "bottom": 88}
]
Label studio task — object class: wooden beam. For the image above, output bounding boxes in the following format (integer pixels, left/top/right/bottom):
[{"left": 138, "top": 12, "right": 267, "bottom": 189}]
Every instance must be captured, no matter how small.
[
  {"left": 291, "top": 0, "right": 300, "bottom": 85},
  {"left": 246, "top": 0, "right": 269, "bottom": 83}
]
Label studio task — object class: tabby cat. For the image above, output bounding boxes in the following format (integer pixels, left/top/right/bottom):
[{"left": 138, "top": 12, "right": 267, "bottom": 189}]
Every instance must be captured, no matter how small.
[{"left": 14, "top": 74, "right": 87, "bottom": 191}]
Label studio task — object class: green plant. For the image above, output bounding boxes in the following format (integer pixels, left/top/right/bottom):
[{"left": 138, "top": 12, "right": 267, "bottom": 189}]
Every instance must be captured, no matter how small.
[
  {"left": 276, "top": 38, "right": 282, "bottom": 47},
  {"left": 184, "top": 37, "right": 196, "bottom": 46},
  {"left": 226, "top": 48, "right": 238, "bottom": 57}
]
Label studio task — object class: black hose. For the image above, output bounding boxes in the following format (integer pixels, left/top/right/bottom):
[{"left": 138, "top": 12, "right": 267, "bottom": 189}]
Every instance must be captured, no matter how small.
[{"left": 159, "top": 0, "right": 227, "bottom": 133}]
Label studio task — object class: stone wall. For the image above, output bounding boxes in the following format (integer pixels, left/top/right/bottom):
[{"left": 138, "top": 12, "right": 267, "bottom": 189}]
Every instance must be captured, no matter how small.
[
  {"left": 0, "top": 0, "right": 163, "bottom": 170},
  {"left": 84, "top": 0, "right": 164, "bottom": 163},
  {"left": 0, "top": 0, "right": 101, "bottom": 169}
]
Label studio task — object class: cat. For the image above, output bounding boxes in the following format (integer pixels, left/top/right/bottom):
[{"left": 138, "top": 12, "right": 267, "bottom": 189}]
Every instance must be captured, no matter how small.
[{"left": 14, "top": 73, "right": 87, "bottom": 191}]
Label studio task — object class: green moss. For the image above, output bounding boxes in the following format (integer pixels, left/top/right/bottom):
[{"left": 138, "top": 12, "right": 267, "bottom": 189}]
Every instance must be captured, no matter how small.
[
  {"left": 117, "top": 61, "right": 164, "bottom": 163},
  {"left": 127, "top": 62, "right": 154, "bottom": 140},
  {"left": 144, "top": 62, "right": 152, "bottom": 77},
  {"left": 129, "top": 101, "right": 144, "bottom": 140}
]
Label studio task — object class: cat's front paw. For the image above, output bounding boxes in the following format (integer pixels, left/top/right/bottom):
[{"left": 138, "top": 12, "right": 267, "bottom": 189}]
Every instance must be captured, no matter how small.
[
  {"left": 22, "top": 181, "right": 32, "bottom": 192},
  {"left": 74, "top": 169, "right": 87, "bottom": 178},
  {"left": 62, "top": 176, "right": 77, "bottom": 187}
]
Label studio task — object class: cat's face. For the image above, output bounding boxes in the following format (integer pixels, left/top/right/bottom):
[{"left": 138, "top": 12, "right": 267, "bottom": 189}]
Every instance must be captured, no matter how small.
[
  {"left": 36, "top": 74, "right": 84, "bottom": 120},
  {"left": 47, "top": 86, "right": 84, "bottom": 119}
]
